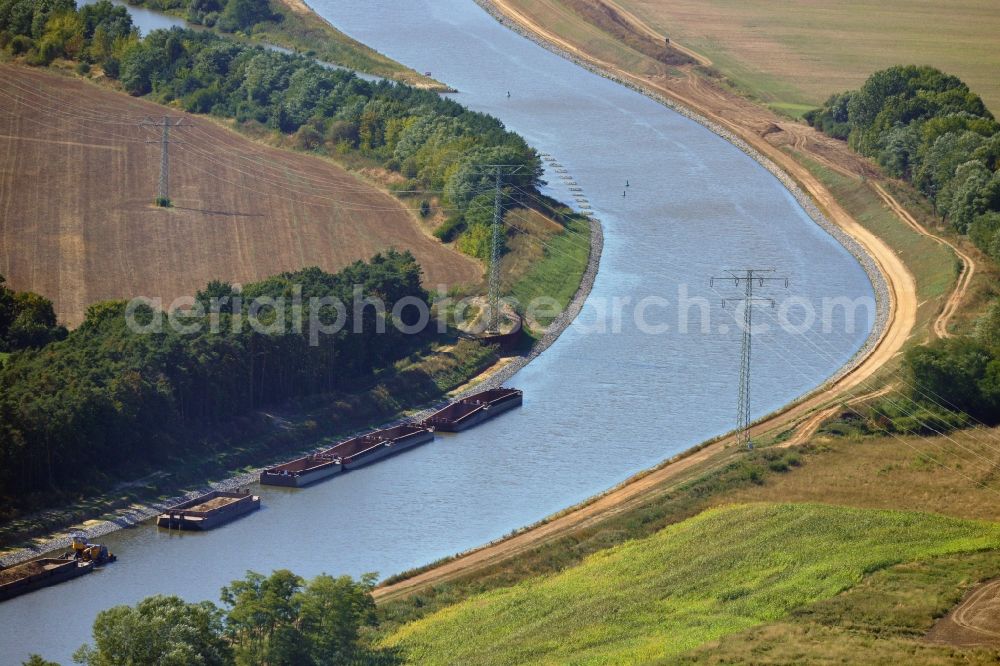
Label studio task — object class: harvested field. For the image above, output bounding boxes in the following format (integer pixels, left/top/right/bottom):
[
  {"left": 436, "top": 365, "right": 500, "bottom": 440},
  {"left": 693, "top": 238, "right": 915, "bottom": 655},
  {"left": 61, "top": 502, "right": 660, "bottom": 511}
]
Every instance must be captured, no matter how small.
[
  {"left": 619, "top": 0, "right": 1000, "bottom": 114},
  {"left": 0, "top": 64, "right": 479, "bottom": 326}
]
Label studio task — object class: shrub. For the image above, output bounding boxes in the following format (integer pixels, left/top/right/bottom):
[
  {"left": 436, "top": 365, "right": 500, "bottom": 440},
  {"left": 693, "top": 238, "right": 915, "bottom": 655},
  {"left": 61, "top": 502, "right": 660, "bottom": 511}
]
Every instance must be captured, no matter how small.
[
  {"left": 433, "top": 215, "right": 465, "bottom": 242},
  {"left": 9, "top": 34, "right": 33, "bottom": 55}
]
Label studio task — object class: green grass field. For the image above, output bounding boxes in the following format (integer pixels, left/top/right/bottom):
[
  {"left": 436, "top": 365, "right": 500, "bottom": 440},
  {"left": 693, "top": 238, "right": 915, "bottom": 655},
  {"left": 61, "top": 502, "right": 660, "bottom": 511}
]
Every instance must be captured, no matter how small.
[
  {"left": 383, "top": 503, "right": 1000, "bottom": 664},
  {"left": 507, "top": 215, "right": 591, "bottom": 328}
]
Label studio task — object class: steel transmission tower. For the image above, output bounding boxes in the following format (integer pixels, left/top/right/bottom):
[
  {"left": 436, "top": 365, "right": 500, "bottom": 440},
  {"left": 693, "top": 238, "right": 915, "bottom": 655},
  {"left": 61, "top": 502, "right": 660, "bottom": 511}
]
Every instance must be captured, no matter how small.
[
  {"left": 711, "top": 269, "right": 789, "bottom": 449},
  {"left": 475, "top": 164, "right": 522, "bottom": 333},
  {"left": 141, "top": 116, "right": 184, "bottom": 206}
]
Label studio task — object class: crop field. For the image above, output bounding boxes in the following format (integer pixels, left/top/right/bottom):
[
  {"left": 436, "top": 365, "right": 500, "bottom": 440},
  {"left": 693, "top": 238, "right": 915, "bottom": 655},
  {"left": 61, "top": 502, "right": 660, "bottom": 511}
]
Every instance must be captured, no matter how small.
[
  {"left": 619, "top": 0, "right": 1000, "bottom": 114},
  {"left": 382, "top": 503, "right": 1000, "bottom": 664},
  {"left": 0, "top": 64, "right": 478, "bottom": 325}
]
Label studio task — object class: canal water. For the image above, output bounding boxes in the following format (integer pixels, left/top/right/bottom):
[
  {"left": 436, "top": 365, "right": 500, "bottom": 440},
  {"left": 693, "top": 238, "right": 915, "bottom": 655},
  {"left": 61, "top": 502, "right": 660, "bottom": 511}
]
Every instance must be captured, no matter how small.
[{"left": 1, "top": 1, "right": 875, "bottom": 662}]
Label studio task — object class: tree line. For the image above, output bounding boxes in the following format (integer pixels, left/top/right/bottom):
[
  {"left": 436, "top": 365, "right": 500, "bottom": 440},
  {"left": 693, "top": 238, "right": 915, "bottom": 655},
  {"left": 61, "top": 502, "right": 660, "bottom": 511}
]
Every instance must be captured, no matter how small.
[
  {"left": 0, "top": 276, "right": 67, "bottom": 353},
  {"left": 21, "top": 569, "right": 387, "bottom": 665},
  {"left": 806, "top": 66, "right": 1000, "bottom": 431},
  {"left": 805, "top": 65, "right": 999, "bottom": 259},
  {"left": 0, "top": 0, "right": 544, "bottom": 259},
  {"left": 0, "top": 252, "right": 430, "bottom": 498}
]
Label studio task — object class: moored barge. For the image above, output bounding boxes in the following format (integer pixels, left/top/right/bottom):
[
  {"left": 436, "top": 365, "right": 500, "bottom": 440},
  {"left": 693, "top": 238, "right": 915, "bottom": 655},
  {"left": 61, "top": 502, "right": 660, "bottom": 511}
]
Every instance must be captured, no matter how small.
[
  {"left": 260, "top": 452, "right": 343, "bottom": 487},
  {"left": 327, "top": 424, "right": 434, "bottom": 470},
  {"left": 0, "top": 558, "right": 94, "bottom": 602},
  {"left": 422, "top": 387, "right": 523, "bottom": 432},
  {"left": 157, "top": 490, "right": 260, "bottom": 530}
]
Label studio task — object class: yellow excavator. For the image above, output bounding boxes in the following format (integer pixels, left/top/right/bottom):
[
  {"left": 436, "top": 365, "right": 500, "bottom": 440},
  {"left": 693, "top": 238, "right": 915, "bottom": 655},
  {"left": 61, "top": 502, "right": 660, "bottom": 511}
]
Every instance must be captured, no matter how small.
[{"left": 67, "top": 535, "right": 116, "bottom": 565}]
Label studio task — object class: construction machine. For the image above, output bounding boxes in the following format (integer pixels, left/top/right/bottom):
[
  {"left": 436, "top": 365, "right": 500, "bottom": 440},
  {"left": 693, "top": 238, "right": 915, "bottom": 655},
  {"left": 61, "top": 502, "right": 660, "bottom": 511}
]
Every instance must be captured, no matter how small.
[{"left": 67, "top": 535, "right": 116, "bottom": 565}]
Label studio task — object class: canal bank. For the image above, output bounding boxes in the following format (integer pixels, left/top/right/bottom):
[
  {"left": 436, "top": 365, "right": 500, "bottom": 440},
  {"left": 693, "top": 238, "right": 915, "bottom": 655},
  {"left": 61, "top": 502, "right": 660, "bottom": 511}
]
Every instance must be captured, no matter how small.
[{"left": 1, "top": 0, "right": 876, "bottom": 661}]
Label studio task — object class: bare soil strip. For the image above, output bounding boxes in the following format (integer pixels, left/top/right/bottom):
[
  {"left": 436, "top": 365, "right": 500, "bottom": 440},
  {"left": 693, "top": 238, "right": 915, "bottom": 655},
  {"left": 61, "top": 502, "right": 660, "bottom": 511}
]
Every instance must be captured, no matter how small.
[{"left": 928, "top": 578, "right": 1000, "bottom": 647}]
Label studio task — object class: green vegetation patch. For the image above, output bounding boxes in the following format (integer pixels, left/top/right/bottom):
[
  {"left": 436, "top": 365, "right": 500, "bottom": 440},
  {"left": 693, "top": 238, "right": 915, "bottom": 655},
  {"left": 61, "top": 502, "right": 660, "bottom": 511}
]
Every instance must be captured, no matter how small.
[
  {"left": 384, "top": 503, "right": 1000, "bottom": 664},
  {"left": 508, "top": 215, "right": 591, "bottom": 328}
]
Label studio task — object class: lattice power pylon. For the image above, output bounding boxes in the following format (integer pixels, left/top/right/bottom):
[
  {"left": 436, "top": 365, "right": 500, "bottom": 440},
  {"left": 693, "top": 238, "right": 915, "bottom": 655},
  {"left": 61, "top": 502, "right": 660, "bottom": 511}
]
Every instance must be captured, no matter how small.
[{"left": 711, "top": 269, "right": 789, "bottom": 449}]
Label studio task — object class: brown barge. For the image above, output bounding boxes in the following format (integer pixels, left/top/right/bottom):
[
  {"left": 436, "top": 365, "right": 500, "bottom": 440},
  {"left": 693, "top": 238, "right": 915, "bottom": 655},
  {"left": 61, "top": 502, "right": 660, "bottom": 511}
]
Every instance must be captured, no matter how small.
[
  {"left": 260, "top": 451, "right": 343, "bottom": 487},
  {"left": 157, "top": 490, "right": 260, "bottom": 530},
  {"left": 327, "top": 424, "right": 435, "bottom": 470},
  {"left": 0, "top": 558, "right": 94, "bottom": 602},
  {"left": 422, "top": 388, "right": 523, "bottom": 432}
]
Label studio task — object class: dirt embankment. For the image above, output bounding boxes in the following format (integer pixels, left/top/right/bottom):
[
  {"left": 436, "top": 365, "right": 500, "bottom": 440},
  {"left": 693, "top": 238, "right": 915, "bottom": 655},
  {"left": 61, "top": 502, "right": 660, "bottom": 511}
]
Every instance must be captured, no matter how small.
[{"left": 0, "top": 64, "right": 478, "bottom": 326}]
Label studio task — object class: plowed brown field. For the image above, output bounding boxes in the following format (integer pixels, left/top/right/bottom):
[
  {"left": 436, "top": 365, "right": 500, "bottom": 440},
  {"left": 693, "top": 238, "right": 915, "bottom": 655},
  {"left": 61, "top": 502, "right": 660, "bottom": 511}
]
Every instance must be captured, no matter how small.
[{"left": 0, "top": 64, "right": 479, "bottom": 325}]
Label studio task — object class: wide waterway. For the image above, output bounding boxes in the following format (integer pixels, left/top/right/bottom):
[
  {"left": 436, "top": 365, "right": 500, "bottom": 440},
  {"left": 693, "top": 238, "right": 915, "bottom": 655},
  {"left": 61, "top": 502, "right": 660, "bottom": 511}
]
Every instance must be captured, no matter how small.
[{"left": 2, "top": 1, "right": 876, "bottom": 662}]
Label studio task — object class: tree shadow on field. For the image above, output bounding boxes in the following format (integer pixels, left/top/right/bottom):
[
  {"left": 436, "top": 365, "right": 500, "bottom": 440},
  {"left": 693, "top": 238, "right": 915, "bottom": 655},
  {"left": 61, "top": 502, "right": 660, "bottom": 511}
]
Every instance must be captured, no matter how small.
[{"left": 172, "top": 206, "right": 263, "bottom": 218}]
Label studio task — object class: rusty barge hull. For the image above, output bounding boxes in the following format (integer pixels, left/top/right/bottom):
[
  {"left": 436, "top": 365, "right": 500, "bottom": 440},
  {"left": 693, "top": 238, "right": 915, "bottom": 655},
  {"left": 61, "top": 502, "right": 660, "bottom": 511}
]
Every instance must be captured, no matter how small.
[
  {"left": 157, "top": 490, "right": 260, "bottom": 530},
  {"left": 0, "top": 558, "right": 94, "bottom": 602},
  {"left": 423, "top": 388, "right": 523, "bottom": 432},
  {"left": 260, "top": 453, "right": 343, "bottom": 487},
  {"left": 327, "top": 424, "right": 435, "bottom": 470}
]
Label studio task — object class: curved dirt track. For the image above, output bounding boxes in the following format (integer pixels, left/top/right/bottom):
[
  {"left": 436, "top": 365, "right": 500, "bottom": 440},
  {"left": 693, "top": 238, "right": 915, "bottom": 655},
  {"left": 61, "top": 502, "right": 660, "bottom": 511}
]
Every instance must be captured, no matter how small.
[
  {"left": 928, "top": 578, "right": 1000, "bottom": 647},
  {"left": 371, "top": 0, "right": 976, "bottom": 602},
  {"left": 871, "top": 183, "right": 976, "bottom": 339}
]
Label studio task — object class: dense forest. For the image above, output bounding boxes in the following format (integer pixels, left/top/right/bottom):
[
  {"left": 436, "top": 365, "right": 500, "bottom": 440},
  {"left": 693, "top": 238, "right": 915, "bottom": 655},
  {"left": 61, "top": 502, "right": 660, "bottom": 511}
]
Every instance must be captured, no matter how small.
[
  {"left": 807, "top": 66, "right": 1000, "bottom": 430},
  {"left": 0, "top": 0, "right": 544, "bottom": 257},
  {"left": 0, "top": 252, "right": 432, "bottom": 497}
]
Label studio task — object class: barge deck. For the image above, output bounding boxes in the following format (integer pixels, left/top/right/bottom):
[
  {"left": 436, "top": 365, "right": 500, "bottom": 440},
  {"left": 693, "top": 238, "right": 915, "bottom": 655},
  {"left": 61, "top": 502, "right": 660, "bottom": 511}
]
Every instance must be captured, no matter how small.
[
  {"left": 0, "top": 558, "right": 93, "bottom": 602},
  {"left": 327, "top": 424, "right": 434, "bottom": 470},
  {"left": 260, "top": 452, "right": 343, "bottom": 487},
  {"left": 423, "top": 387, "right": 523, "bottom": 432},
  {"left": 157, "top": 490, "right": 260, "bottom": 530}
]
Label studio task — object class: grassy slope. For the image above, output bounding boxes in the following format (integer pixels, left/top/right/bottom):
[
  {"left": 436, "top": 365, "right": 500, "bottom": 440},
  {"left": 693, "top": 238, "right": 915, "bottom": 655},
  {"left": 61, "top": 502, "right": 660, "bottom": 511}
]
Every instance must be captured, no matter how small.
[
  {"left": 789, "top": 151, "right": 956, "bottom": 342},
  {"left": 622, "top": 0, "right": 1000, "bottom": 114},
  {"left": 253, "top": 0, "right": 447, "bottom": 89},
  {"left": 505, "top": 210, "right": 591, "bottom": 328},
  {"left": 123, "top": 0, "right": 446, "bottom": 88},
  {"left": 675, "top": 550, "right": 1000, "bottom": 664},
  {"left": 384, "top": 503, "right": 1000, "bottom": 664}
]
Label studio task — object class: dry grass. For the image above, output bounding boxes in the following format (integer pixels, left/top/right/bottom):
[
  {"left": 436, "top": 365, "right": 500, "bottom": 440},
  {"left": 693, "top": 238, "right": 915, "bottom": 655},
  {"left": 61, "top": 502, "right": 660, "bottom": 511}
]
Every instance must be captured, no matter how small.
[
  {"left": 733, "top": 428, "right": 1000, "bottom": 523},
  {"left": 620, "top": 0, "right": 1000, "bottom": 114},
  {"left": 0, "top": 64, "right": 479, "bottom": 325}
]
